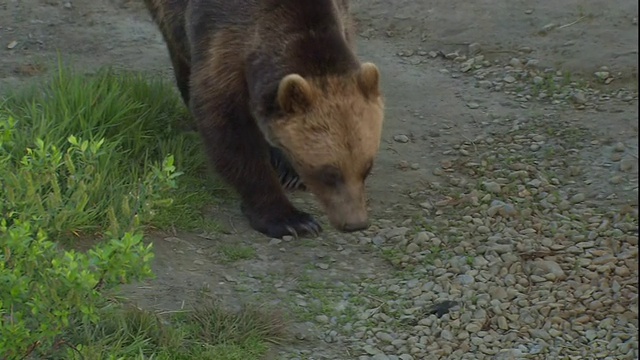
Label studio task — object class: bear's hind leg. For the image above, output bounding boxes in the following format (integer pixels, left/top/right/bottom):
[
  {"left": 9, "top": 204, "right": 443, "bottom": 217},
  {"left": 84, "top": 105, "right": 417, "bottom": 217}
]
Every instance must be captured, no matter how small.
[
  {"left": 168, "top": 50, "right": 191, "bottom": 107},
  {"left": 165, "top": 42, "right": 198, "bottom": 132}
]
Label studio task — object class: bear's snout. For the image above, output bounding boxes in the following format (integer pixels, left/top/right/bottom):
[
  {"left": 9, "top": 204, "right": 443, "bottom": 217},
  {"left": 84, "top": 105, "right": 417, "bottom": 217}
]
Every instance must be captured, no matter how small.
[
  {"left": 339, "top": 218, "right": 370, "bottom": 232},
  {"left": 324, "top": 193, "right": 370, "bottom": 233},
  {"left": 307, "top": 179, "right": 371, "bottom": 233}
]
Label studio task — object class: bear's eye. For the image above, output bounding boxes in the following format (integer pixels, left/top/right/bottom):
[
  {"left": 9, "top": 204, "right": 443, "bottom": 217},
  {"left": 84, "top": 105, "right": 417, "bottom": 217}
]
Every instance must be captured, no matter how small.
[{"left": 317, "top": 165, "right": 344, "bottom": 187}]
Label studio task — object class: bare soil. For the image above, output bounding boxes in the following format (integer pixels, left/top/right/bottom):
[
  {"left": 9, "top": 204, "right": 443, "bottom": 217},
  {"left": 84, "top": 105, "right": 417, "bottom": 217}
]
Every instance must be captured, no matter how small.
[{"left": 1, "top": 0, "right": 637, "bottom": 358}]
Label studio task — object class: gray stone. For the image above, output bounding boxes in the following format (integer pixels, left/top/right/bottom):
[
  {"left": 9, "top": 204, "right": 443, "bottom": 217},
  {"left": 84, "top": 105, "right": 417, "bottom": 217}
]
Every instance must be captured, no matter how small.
[
  {"left": 528, "top": 260, "right": 565, "bottom": 280},
  {"left": 394, "top": 134, "right": 410, "bottom": 143},
  {"left": 483, "top": 181, "right": 502, "bottom": 194}
]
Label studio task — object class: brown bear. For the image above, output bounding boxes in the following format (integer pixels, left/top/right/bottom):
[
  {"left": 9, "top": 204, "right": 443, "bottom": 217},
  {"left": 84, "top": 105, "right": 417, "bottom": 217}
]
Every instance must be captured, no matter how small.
[{"left": 143, "top": 0, "right": 385, "bottom": 238}]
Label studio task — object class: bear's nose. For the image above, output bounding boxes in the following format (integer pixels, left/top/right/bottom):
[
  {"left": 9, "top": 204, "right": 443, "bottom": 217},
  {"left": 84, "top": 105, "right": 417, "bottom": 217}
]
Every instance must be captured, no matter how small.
[{"left": 341, "top": 220, "right": 370, "bottom": 232}]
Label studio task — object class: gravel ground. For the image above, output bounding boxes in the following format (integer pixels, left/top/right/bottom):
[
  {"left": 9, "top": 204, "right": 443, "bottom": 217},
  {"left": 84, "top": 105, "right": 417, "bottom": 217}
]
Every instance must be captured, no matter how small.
[
  {"left": 274, "top": 111, "right": 638, "bottom": 360},
  {"left": 270, "top": 52, "right": 639, "bottom": 358}
]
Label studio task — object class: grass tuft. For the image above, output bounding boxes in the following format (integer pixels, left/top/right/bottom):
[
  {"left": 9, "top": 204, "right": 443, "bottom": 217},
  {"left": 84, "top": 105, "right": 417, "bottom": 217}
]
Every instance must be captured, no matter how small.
[
  {"left": 189, "top": 300, "right": 288, "bottom": 346},
  {"left": 219, "top": 244, "right": 257, "bottom": 262},
  {"left": 62, "top": 301, "right": 288, "bottom": 360}
]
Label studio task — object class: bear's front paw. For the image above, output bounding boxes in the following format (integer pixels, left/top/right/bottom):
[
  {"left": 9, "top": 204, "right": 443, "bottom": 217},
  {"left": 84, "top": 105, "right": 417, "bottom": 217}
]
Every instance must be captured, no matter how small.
[{"left": 241, "top": 203, "right": 322, "bottom": 238}]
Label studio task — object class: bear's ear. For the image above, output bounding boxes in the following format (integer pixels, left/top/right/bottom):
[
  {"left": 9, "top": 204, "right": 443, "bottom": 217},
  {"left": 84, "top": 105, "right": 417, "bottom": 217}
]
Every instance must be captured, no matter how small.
[
  {"left": 356, "top": 62, "right": 380, "bottom": 99},
  {"left": 277, "top": 74, "right": 314, "bottom": 114}
]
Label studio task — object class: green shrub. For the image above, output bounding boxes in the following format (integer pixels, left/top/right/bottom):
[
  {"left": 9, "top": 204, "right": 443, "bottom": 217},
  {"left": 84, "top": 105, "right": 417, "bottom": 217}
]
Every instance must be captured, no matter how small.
[
  {"left": 0, "top": 66, "right": 193, "bottom": 358},
  {"left": 0, "top": 221, "right": 154, "bottom": 358},
  {"left": 0, "top": 65, "right": 276, "bottom": 359},
  {"left": 1, "top": 118, "right": 181, "bottom": 238}
]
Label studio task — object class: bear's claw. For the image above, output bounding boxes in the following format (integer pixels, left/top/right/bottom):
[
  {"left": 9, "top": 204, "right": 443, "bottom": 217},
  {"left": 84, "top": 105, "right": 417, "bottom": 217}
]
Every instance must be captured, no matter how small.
[
  {"left": 241, "top": 203, "right": 322, "bottom": 239},
  {"left": 269, "top": 147, "right": 306, "bottom": 191}
]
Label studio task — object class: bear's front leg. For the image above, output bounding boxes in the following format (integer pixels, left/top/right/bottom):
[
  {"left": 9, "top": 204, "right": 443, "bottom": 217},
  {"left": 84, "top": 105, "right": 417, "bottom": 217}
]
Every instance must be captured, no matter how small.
[{"left": 192, "top": 96, "right": 321, "bottom": 239}]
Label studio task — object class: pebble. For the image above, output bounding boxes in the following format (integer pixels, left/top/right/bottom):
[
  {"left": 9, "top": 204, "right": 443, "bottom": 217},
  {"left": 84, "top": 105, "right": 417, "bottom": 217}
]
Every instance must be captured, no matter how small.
[
  {"left": 508, "top": 58, "right": 521, "bottom": 67},
  {"left": 376, "top": 332, "right": 394, "bottom": 343},
  {"left": 406, "top": 243, "right": 420, "bottom": 253},
  {"left": 620, "top": 157, "right": 635, "bottom": 172},
  {"left": 585, "top": 329, "right": 598, "bottom": 341},
  {"left": 460, "top": 59, "right": 474, "bottom": 72},
  {"left": 527, "top": 179, "right": 542, "bottom": 188},
  {"left": 491, "top": 244, "right": 513, "bottom": 254},
  {"left": 478, "top": 80, "right": 492, "bottom": 89},
  {"left": 465, "top": 323, "right": 482, "bottom": 332},
  {"left": 468, "top": 42, "right": 482, "bottom": 55},
  {"left": 483, "top": 181, "right": 502, "bottom": 194},
  {"left": 467, "top": 102, "right": 480, "bottom": 109},
  {"left": 498, "top": 316, "right": 509, "bottom": 330},
  {"left": 394, "top": 135, "right": 410, "bottom": 143},
  {"left": 441, "top": 329, "right": 454, "bottom": 341},
  {"left": 386, "top": 227, "right": 410, "bottom": 239},
  {"left": 413, "top": 232, "right": 429, "bottom": 244},
  {"left": 528, "top": 260, "right": 566, "bottom": 280},
  {"left": 457, "top": 274, "right": 475, "bottom": 285},
  {"left": 614, "top": 266, "right": 630, "bottom": 276},
  {"left": 363, "top": 345, "right": 380, "bottom": 355},
  {"left": 525, "top": 59, "right": 539, "bottom": 67},
  {"left": 570, "top": 193, "right": 586, "bottom": 203},
  {"left": 572, "top": 91, "right": 587, "bottom": 104},
  {"left": 477, "top": 225, "right": 491, "bottom": 234},
  {"left": 541, "top": 23, "right": 556, "bottom": 33},
  {"left": 372, "top": 355, "right": 390, "bottom": 360},
  {"left": 610, "top": 175, "right": 623, "bottom": 184},
  {"left": 529, "top": 344, "right": 544, "bottom": 355},
  {"left": 613, "top": 142, "right": 626, "bottom": 152}
]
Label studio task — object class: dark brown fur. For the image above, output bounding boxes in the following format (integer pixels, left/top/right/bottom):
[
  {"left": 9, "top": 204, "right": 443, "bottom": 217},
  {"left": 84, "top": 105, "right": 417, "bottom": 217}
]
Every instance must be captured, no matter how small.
[{"left": 143, "top": 0, "right": 384, "bottom": 238}]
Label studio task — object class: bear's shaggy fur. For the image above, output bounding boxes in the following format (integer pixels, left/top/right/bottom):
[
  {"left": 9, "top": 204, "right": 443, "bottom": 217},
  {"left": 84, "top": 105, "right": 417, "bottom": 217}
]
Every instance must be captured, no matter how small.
[{"left": 143, "top": 0, "right": 385, "bottom": 238}]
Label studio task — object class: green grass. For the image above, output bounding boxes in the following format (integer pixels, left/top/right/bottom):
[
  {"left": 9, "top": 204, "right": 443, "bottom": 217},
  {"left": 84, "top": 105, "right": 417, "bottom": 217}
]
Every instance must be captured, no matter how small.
[
  {"left": 153, "top": 173, "right": 228, "bottom": 233},
  {"left": 0, "top": 63, "right": 282, "bottom": 359},
  {"left": 219, "top": 244, "right": 257, "bottom": 262},
  {"left": 1, "top": 63, "right": 228, "bottom": 237},
  {"left": 61, "top": 300, "right": 287, "bottom": 360}
]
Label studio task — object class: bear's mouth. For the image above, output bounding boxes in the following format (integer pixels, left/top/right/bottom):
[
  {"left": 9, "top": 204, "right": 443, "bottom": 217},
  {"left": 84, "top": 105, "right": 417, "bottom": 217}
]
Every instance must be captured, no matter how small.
[{"left": 309, "top": 183, "right": 370, "bottom": 233}]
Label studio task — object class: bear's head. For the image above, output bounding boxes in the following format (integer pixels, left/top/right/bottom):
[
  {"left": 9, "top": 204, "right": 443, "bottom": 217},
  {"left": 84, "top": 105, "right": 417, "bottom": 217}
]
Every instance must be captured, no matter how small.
[{"left": 264, "top": 62, "right": 384, "bottom": 232}]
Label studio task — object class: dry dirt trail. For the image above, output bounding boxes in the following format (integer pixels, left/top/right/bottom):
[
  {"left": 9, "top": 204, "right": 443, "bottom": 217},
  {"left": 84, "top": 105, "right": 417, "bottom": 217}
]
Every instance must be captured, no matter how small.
[{"left": 1, "top": 0, "right": 638, "bottom": 359}]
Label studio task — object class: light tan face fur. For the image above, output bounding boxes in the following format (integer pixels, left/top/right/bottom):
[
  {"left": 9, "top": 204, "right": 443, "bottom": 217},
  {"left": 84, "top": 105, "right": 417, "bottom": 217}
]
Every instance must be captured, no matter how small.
[{"left": 267, "top": 63, "right": 384, "bottom": 232}]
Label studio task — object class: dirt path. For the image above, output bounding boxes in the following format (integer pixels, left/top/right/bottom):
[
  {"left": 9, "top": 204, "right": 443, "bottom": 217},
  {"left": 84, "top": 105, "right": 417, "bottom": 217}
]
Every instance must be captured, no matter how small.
[{"left": 1, "top": 1, "right": 638, "bottom": 359}]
